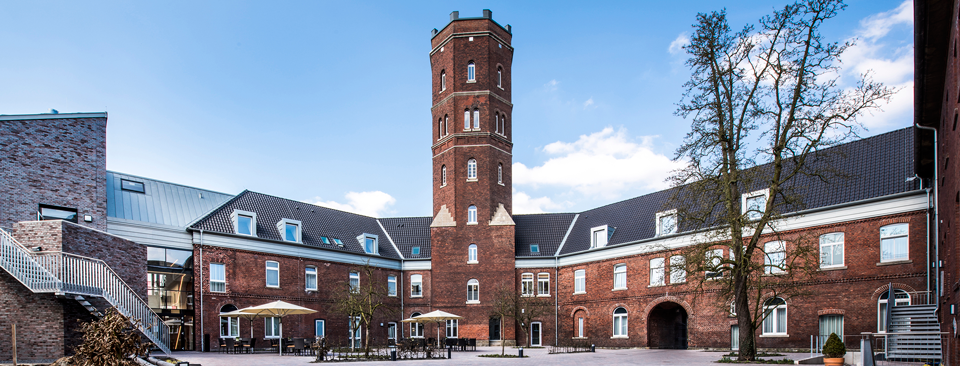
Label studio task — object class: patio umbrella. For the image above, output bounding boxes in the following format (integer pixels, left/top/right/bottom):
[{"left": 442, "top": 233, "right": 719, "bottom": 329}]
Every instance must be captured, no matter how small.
[
  {"left": 239, "top": 301, "right": 317, "bottom": 355},
  {"left": 401, "top": 310, "right": 463, "bottom": 342},
  {"left": 220, "top": 309, "right": 269, "bottom": 339}
]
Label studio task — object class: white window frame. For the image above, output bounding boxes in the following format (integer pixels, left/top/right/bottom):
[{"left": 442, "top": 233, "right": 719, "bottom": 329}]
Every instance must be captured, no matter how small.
[
  {"left": 670, "top": 255, "right": 686, "bottom": 284},
  {"left": 472, "top": 109, "right": 479, "bottom": 129},
  {"left": 537, "top": 273, "right": 550, "bottom": 296},
  {"left": 819, "top": 232, "right": 845, "bottom": 268},
  {"left": 742, "top": 189, "right": 770, "bottom": 221},
  {"left": 577, "top": 317, "right": 585, "bottom": 338},
  {"left": 467, "top": 205, "right": 478, "bottom": 224},
  {"left": 276, "top": 218, "right": 302, "bottom": 243},
  {"left": 467, "top": 62, "right": 475, "bottom": 82},
  {"left": 265, "top": 317, "right": 281, "bottom": 339},
  {"left": 498, "top": 163, "right": 503, "bottom": 185},
  {"left": 614, "top": 264, "right": 628, "bottom": 289},
  {"left": 878, "top": 289, "right": 911, "bottom": 332},
  {"left": 388, "top": 275, "right": 397, "bottom": 297},
  {"left": 410, "top": 274, "right": 423, "bottom": 297},
  {"left": 655, "top": 209, "right": 678, "bottom": 236},
  {"left": 410, "top": 312, "right": 424, "bottom": 338},
  {"left": 387, "top": 322, "right": 397, "bottom": 340},
  {"left": 221, "top": 314, "right": 239, "bottom": 338},
  {"left": 574, "top": 269, "right": 586, "bottom": 294},
  {"left": 467, "top": 159, "right": 477, "bottom": 180},
  {"left": 305, "top": 266, "right": 317, "bottom": 291},
  {"left": 612, "top": 307, "right": 628, "bottom": 338},
  {"left": 231, "top": 209, "right": 257, "bottom": 236},
  {"left": 315, "top": 319, "right": 325, "bottom": 338},
  {"left": 761, "top": 298, "right": 787, "bottom": 336},
  {"left": 649, "top": 258, "right": 665, "bottom": 287},
  {"left": 590, "top": 225, "right": 609, "bottom": 249},
  {"left": 764, "top": 241, "right": 786, "bottom": 275},
  {"left": 530, "top": 322, "right": 542, "bottom": 346},
  {"left": 210, "top": 263, "right": 226, "bottom": 292},
  {"left": 521, "top": 273, "right": 534, "bottom": 297},
  {"left": 440, "top": 69, "right": 446, "bottom": 91},
  {"left": 497, "top": 66, "right": 502, "bottom": 88},
  {"left": 464, "top": 110, "right": 471, "bottom": 130},
  {"left": 441, "top": 165, "right": 447, "bottom": 187},
  {"left": 880, "top": 223, "right": 909, "bottom": 262},
  {"left": 349, "top": 271, "right": 360, "bottom": 292},
  {"left": 530, "top": 243, "right": 540, "bottom": 253},
  {"left": 706, "top": 248, "right": 723, "bottom": 279},
  {"left": 349, "top": 316, "right": 361, "bottom": 348},
  {"left": 357, "top": 233, "right": 379, "bottom": 255},
  {"left": 468, "top": 244, "right": 478, "bottom": 263},
  {"left": 467, "top": 279, "right": 479, "bottom": 303},
  {"left": 265, "top": 261, "right": 280, "bottom": 288}
]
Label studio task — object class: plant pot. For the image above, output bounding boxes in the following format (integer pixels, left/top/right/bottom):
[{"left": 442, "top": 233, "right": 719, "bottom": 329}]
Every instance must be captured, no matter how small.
[{"left": 823, "top": 357, "right": 844, "bottom": 366}]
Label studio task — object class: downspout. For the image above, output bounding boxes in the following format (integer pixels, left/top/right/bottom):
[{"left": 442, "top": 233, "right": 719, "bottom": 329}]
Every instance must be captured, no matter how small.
[
  {"left": 198, "top": 229, "right": 204, "bottom": 352},
  {"left": 400, "top": 259, "right": 404, "bottom": 338},
  {"left": 915, "top": 124, "right": 938, "bottom": 302},
  {"left": 555, "top": 256, "right": 559, "bottom": 346}
]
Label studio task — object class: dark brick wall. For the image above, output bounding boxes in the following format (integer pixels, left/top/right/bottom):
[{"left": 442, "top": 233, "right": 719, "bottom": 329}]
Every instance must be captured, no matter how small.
[{"left": 0, "top": 116, "right": 107, "bottom": 231}]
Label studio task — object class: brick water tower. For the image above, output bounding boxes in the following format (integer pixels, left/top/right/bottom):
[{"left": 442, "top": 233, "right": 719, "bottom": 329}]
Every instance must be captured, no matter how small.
[{"left": 428, "top": 9, "right": 517, "bottom": 346}]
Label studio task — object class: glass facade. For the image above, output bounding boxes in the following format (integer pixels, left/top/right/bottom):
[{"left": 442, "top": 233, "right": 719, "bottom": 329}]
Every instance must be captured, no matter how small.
[{"left": 147, "top": 246, "right": 195, "bottom": 350}]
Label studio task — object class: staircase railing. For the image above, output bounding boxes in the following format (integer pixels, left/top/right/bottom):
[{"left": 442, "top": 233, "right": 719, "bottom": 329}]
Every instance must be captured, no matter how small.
[{"left": 0, "top": 228, "right": 170, "bottom": 355}]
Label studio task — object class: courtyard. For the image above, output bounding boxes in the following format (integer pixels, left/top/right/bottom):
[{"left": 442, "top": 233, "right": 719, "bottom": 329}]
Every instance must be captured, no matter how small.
[{"left": 159, "top": 347, "right": 810, "bottom": 366}]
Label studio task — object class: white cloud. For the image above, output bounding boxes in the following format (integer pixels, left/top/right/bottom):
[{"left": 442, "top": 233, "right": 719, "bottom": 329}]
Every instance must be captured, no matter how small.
[
  {"left": 583, "top": 97, "right": 594, "bottom": 109},
  {"left": 544, "top": 79, "right": 560, "bottom": 91},
  {"left": 514, "top": 127, "right": 685, "bottom": 199},
  {"left": 668, "top": 32, "right": 690, "bottom": 55},
  {"left": 512, "top": 190, "right": 565, "bottom": 215},
  {"left": 308, "top": 191, "right": 396, "bottom": 217},
  {"left": 857, "top": 1, "right": 912, "bottom": 40}
]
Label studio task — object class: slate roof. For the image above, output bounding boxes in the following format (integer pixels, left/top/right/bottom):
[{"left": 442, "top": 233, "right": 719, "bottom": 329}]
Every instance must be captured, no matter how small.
[
  {"left": 378, "top": 217, "right": 433, "bottom": 259},
  {"left": 106, "top": 171, "right": 234, "bottom": 228},
  {"left": 558, "top": 127, "right": 919, "bottom": 255},
  {"left": 189, "top": 191, "right": 402, "bottom": 259},
  {"left": 514, "top": 213, "right": 577, "bottom": 257}
]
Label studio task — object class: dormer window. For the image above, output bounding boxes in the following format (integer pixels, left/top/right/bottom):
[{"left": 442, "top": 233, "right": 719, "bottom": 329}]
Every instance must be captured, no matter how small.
[
  {"left": 590, "top": 225, "right": 608, "bottom": 249},
  {"left": 276, "top": 218, "right": 302, "bottom": 243},
  {"left": 656, "top": 210, "right": 678, "bottom": 236},
  {"left": 357, "top": 233, "right": 379, "bottom": 255},
  {"left": 467, "top": 62, "right": 475, "bottom": 82},
  {"left": 742, "top": 189, "right": 769, "bottom": 221},
  {"left": 231, "top": 210, "right": 257, "bottom": 236}
]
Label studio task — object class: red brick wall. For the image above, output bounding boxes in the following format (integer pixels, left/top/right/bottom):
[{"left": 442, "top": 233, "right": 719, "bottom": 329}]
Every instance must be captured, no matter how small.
[{"left": 0, "top": 116, "right": 107, "bottom": 231}]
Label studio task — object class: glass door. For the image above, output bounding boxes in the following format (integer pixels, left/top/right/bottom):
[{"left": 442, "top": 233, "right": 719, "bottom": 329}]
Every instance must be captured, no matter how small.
[{"left": 530, "top": 322, "right": 542, "bottom": 346}]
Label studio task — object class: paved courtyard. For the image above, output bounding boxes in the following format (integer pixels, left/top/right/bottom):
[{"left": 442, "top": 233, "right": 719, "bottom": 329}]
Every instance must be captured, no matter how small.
[{"left": 159, "top": 347, "right": 810, "bottom": 366}]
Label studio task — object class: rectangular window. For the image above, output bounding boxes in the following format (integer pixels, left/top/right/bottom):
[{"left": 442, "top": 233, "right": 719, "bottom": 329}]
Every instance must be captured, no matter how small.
[
  {"left": 350, "top": 317, "right": 362, "bottom": 349},
  {"left": 706, "top": 249, "right": 723, "bottom": 279},
  {"left": 388, "top": 275, "right": 397, "bottom": 296},
  {"left": 614, "top": 264, "right": 628, "bottom": 289},
  {"left": 880, "top": 224, "right": 909, "bottom": 262},
  {"left": 237, "top": 215, "right": 253, "bottom": 235},
  {"left": 574, "top": 269, "right": 586, "bottom": 294},
  {"left": 818, "top": 315, "right": 843, "bottom": 350},
  {"left": 468, "top": 245, "right": 478, "bottom": 263},
  {"left": 464, "top": 110, "right": 471, "bottom": 130},
  {"left": 764, "top": 242, "right": 785, "bottom": 274},
  {"left": 333, "top": 238, "right": 343, "bottom": 246},
  {"left": 265, "top": 317, "right": 281, "bottom": 338},
  {"left": 819, "top": 233, "right": 844, "bottom": 267},
  {"left": 649, "top": 259, "right": 664, "bottom": 286},
  {"left": 591, "top": 226, "right": 608, "bottom": 248},
  {"left": 743, "top": 190, "right": 768, "bottom": 221},
  {"left": 446, "top": 319, "right": 459, "bottom": 338},
  {"left": 321, "top": 236, "right": 330, "bottom": 244},
  {"left": 656, "top": 210, "right": 678, "bottom": 236},
  {"left": 315, "top": 319, "right": 325, "bottom": 337},
  {"left": 305, "top": 266, "right": 317, "bottom": 291},
  {"left": 387, "top": 323, "right": 397, "bottom": 340},
  {"left": 521, "top": 273, "right": 534, "bottom": 296},
  {"left": 266, "top": 261, "right": 279, "bottom": 287},
  {"left": 473, "top": 110, "right": 480, "bottom": 129},
  {"left": 220, "top": 316, "right": 238, "bottom": 338},
  {"left": 120, "top": 179, "right": 145, "bottom": 193},
  {"left": 365, "top": 237, "right": 376, "bottom": 254},
  {"left": 412, "top": 247, "right": 421, "bottom": 256},
  {"left": 762, "top": 300, "right": 787, "bottom": 335},
  {"left": 411, "top": 274, "right": 422, "bottom": 297},
  {"left": 210, "top": 263, "right": 225, "bottom": 292},
  {"left": 537, "top": 273, "right": 550, "bottom": 296},
  {"left": 349, "top": 271, "right": 360, "bottom": 292},
  {"left": 670, "top": 255, "right": 686, "bottom": 284},
  {"left": 578, "top": 317, "right": 584, "bottom": 338},
  {"left": 467, "top": 280, "right": 479, "bottom": 302},
  {"left": 38, "top": 204, "right": 78, "bottom": 223},
  {"left": 284, "top": 223, "right": 298, "bottom": 242},
  {"left": 530, "top": 243, "right": 540, "bottom": 253}
]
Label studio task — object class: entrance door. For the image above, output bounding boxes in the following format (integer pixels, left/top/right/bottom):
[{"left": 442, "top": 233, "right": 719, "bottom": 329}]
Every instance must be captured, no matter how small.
[
  {"left": 530, "top": 322, "right": 542, "bottom": 346},
  {"left": 731, "top": 325, "right": 739, "bottom": 351},
  {"left": 489, "top": 317, "right": 501, "bottom": 341}
]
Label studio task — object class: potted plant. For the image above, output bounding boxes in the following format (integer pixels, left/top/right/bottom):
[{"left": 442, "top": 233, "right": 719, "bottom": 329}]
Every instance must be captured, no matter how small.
[{"left": 822, "top": 333, "right": 846, "bottom": 366}]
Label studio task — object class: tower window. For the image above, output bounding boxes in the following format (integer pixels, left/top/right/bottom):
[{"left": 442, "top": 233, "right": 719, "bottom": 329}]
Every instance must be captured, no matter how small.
[
  {"left": 441, "top": 165, "right": 447, "bottom": 186},
  {"left": 497, "top": 66, "right": 502, "bottom": 88},
  {"left": 473, "top": 109, "right": 480, "bottom": 129},
  {"left": 467, "top": 159, "right": 477, "bottom": 180},
  {"left": 444, "top": 115, "right": 449, "bottom": 136},
  {"left": 498, "top": 163, "right": 503, "bottom": 184},
  {"left": 464, "top": 109, "right": 470, "bottom": 130},
  {"left": 467, "top": 62, "right": 475, "bottom": 82},
  {"left": 468, "top": 244, "right": 478, "bottom": 263},
  {"left": 500, "top": 116, "right": 506, "bottom": 136},
  {"left": 467, "top": 279, "right": 479, "bottom": 303},
  {"left": 438, "top": 118, "right": 443, "bottom": 140},
  {"left": 495, "top": 113, "right": 500, "bottom": 133},
  {"left": 467, "top": 205, "right": 478, "bottom": 224},
  {"left": 440, "top": 70, "right": 446, "bottom": 91}
]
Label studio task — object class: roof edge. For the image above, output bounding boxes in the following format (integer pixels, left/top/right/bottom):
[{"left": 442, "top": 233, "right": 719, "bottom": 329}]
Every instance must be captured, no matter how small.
[{"left": 0, "top": 112, "right": 107, "bottom": 120}]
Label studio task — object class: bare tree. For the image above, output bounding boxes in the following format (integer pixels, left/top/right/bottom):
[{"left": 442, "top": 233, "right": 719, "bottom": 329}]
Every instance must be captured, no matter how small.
[
  {"left": 670, "top": 0, "right": 895, "bottom": 361},
  {"left": 330, "top": 262, "right": 397, "bottom": 356},
  {"left": 489, "top": 286, "right": 551, "bottom": 355}
]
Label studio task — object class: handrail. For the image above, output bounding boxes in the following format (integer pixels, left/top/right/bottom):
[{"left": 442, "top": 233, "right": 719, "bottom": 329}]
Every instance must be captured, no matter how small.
[
  {"left": 0, "top": 228, "right": 170, "bottom": 355},
  {"left": 885, "top": 284, "right": 894, "bottom": 333}
]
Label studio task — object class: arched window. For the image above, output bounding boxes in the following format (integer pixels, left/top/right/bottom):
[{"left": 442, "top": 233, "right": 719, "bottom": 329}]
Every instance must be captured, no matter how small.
[
  {"left": 467, "top": 62, "right": 475, "bottom": 81},
  {"left": 498, "top": 163, "right": 503, "bottom": 184},
  {"left": 612, "top": 307, "right": 628, "bottom": 337},
  {"left": 467, "top": 159, "right": 477, "bottom": 180},
  {"left": 444, "top": 115, "right": 448, "bottom": 135},
  {"left": 441, "top": 165, "right": 447, "bottom": 186},
  {"left": 468, "top": 244, "right": 477, "bottom": 263},
  {"left": 410, "top": 312, "right": 424, "bottom": 338},
  {"left": 497, "top": 66, "right": 502, "bottom": 88},
  {"left": 220, "top": 304, "right": 239, "bottom": 338},
  {"left": 495, "top": 113, "right": 500, "bottom": 133},
  {"left": 467, "top": 279, "right": 479, "bottom": 302},
  {"left": 438, "top": 118, "right": 443, "bottom": 140},
  {"left": 464, "top": 109, "right": 470, "bottom": 130},
  {"left": 500, "top": 116, "right": 506, "bottom": 135},
  {"left": 762, "top": 297, "right": 787, "bottom": 335},
  {"left": 440, "top": 69, "right": 446, "bottom": 91},
  {"left": 878, "top": 289, "right": 910, "bottom": 332},
  {"left": 473, "top": 109, "right": 480, "bottom": 129},
  {"left": 467, "top": 205, "right": 477, "bottom": 224}
]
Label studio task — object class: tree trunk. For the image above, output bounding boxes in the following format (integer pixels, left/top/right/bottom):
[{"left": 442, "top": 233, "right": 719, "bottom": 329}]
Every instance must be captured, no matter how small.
[
  {"left": 734, "top": 271, "right": 756, "bottom": 361},
  {"left": 364, "top": 322, "right": 370, "bottom": 358}
]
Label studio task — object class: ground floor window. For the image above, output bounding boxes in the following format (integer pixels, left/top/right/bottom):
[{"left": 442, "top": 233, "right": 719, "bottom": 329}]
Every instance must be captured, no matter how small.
[
  {"left": 878, "top": 289, "right": 910, "bottom": 332},
  {"left": 220, "top": 304, "right": 238, "bottom": 338},
  {"left": 731, "top": 325, "right": 739, "bottom": 350},
  {"left": 387, "top": 322, "right": 397, "bottom": 340},
  {"left": 613, "top": 307, "right": 628, "bottom": 337},
  {"left": 762, "top": 298, "right": 787, "bottom": 335},
  {"left": 577, "top": 317, "right": 585, "bottom": 338},
  {"left": 315, "top": 319, "right": 325, "bottom": 338},
  {"left": 818, "top": 315, "right": 843, "bottom": 350},
  {"left": 446, "top": 319, "right": 458, "bottom": 338},
  {"left": 349, "top": 316, "right": 362, "bottom": 348},
  {"left": 531, "top": 322, "right": 542, "bottom": 346},
  {"left": 411, "top": 312, "right": 424, "bottom": 338},
  {"left": 265, "top": 317, "right": 281, "bottom": 338}
]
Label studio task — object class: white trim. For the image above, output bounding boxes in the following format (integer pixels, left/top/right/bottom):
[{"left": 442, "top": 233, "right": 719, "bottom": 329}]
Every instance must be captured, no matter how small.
[
  {"left": 655, "top": 209, "right": 678, "bottom": 237},
  {"left": 554, "top": 214, "right": 579, "bottom": 256},
  {"left": 742, "top": 189, "right": 770, "bottom": 220},
  {"left": 590, "top": 225, "right": 608, "bottom": 248},
  {"left": 276, "top": 218, "right": 302, "bottom": 243},
  {"left": 193, "top": 231, "right": 402, "bottom": 269},
  {"left": 357, "top": 233, "right": 380, "bottom": 255},
  {"left": 0, "top": 112, "right": 106, "bottom": 120},
  {"left": 402, "top": 260, "right": 431, "bottom": 271},
  {"left": 376, "top": 219, "right": 405, "bottom": 259},
  {"left": 265, "top": 260, "right": 280, "bottom": 288},
  {"left": 231, "top": 209, "right": 257, "bottom": 236}
]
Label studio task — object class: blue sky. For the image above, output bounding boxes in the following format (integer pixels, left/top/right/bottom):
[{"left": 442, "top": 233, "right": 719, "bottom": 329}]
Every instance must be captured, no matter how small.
[{"left": 0, "top": 1, "right": 914, "bottom": 218}]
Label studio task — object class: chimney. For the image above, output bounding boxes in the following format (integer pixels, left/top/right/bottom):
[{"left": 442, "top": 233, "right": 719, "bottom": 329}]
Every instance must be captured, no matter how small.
[
  {"left": 431, "top": 28, "right": 438, "bottom": 37},
  {"left": 506, "top": 24, "right": 512, "bottom": 33},
  {"left": 450, "top": 11, "right": 459, "bottom": 21},
  {"left": 483, "top": 9, "right": 492, "bottom": 19}
]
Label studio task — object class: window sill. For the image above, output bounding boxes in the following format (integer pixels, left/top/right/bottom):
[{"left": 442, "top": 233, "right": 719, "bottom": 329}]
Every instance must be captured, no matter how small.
[
  {"left": 759, "top": 334, "right": 789, "bottom": 338},
  {"left": 466, "top": 178, "right": 478, "bottom": 182},
  {"left": 572, "top": 337, "right": 588, "bottom": 340},
  {"left": 498, "top": 182, "right": 505, "bottom": 186},
  {"left": 266, "top": 286, "right": 280, "bottom": 289},
  {"left": 306, "top": 288, "right": 317, "bottom": 292},
  {"left": 521, "top": 294, "right": 534, "bottom": 298},
  {"left": 467, "top": 222, "right": 478, "bottom": 225},
  {"left": 440, "top": 184, "right": 447, "bottom": 188},
  {"left": 411, "top": 295, "right": 423, "bottom": 298},
  {"left": 467, "top": 80, "right": 476, "bottom": 83},
  {"left": 466, "top": 300, "right": 480, "bottom": 304},
  {"left": 537, "top": 294, "right": 551, "bottom": 297},
  {"left": 819, "top": 266, "right": 847, "bottom": 271},
  {"left": 877, "top": 260, "right": 912, "bottom": 266},
  {"left": 610, "top": 336, "right": 629, "bottom": 339},
  {"left": 467, "top": 260, "right": 478, "bottom": 264},
  {"left": 573, "top": 291, "right": 586, "bottom": 295},
  {"left": 498, "top": 86, "right": 504, "bottom": 91},
  {"left": 647, "top": 284, "right": 665, "bottom": 288},
  {"left": 613, "top": 287, "right": 629, "bottom": 291}
]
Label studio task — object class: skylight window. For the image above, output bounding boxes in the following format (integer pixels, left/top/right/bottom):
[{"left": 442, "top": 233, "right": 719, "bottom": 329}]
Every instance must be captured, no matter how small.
[
  {"left": 333, "top": 238, "right": 343, "bottom": 246},
  {"left": 321, "top": 237, "right": 330, "bottom": 244},
  {"left": 412, "top": 247, "right": 421, "bottom": 256},
  {"left": 120, "top": 179, "right": 145, "bottom": 193},
  {"left": 530, "top": 244, "right": 540, "bottom": 253}
]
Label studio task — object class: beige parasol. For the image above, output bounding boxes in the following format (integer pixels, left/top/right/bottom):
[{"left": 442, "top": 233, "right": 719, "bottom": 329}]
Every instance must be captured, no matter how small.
[
  {"left": 401, "top": 310, "right": 463, "bottom": 341},
  {"left": 220, "top": 309, "right": 270, "bottom": 338},
  {"left": 239, "top": 301, "right": 317, "bottom": 355}
]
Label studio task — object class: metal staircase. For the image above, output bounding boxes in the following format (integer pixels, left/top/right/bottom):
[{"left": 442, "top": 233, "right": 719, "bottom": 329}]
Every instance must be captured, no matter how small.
[
  {"left": 884, "top": 289, "right": 942, "bottom": 361},
  {"left": 0, "top": 228, "right": 171, "bottom": 355}
]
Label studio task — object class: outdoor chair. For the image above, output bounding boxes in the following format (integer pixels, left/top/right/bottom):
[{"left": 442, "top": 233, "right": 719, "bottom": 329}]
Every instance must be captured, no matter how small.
[
  {"left": 224, "top": 338, "right": 236, "bottom": 354},
  {"left": 218, "top": 338, "right": 226, "bottom": 353},
  {"left": 243, "top": 338, "right": 257, "bottom": 354},
  {"left": 291, "top": 338, "right": 306, "bottom": 356},
  {"left": 468, "top": 338, "right": 476, "bottom": 351},
  {"left": 444, "top": 338, "right": 456, "bottom": 348},
  {"left": 427, "top": 337, "right": 436, "bottom": 348},
  {"left": 268, "top": 339, "right": 279, "bottom": 353},
  {"left": 238, "top": 338, "right": 250, "bottom": 353},
  {"left": 458, "top": 338, "right": 467, "bottom": 351}
]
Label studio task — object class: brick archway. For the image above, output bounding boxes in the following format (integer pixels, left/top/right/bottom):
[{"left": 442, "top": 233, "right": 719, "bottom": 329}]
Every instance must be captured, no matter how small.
[
  {"left": 871, "top": 283, "right": 918, "bottom": 301},
  {"left": 645, "top": 297, "right": 690, "bottom": 349}
]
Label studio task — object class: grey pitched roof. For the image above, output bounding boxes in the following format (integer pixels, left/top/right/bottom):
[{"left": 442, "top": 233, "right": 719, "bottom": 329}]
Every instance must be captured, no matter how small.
[
  {"left": 558, "top": 127, "right": 919, "bottom": 255},
  {"left": 106, "top": 171, "right": 235, "bottom": 228},
  {"left": 189, "top": 191, "right": 402, "bottom": 259},
  {"left": 514, "top": 213, "right": 577, "bottom": 257},
  {"left": 378, "top": 217, "right": 432, "bottom": 258}
]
